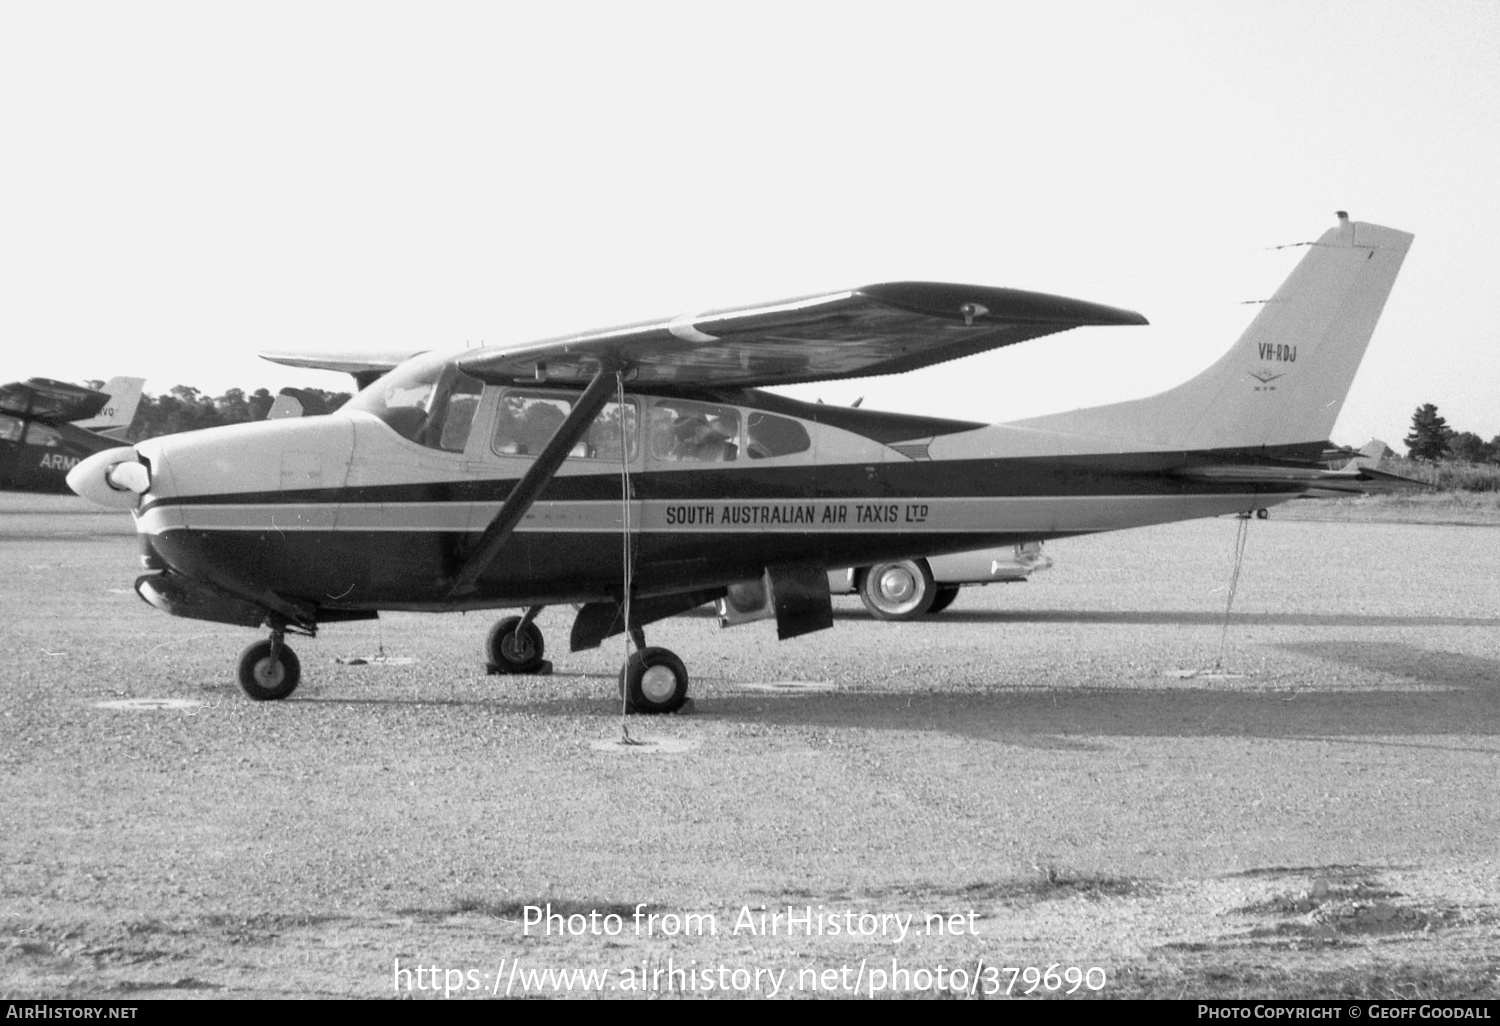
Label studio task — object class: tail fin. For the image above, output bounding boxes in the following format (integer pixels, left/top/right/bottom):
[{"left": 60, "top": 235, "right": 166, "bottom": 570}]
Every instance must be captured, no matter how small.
[
  {"left": 1005, "top": 215, "right": 1413, "bottom": 451},
  {"left": 1351, "top": 439, "right": 1391, "bottom": 469},
  {"left": 265, "top": 387, "right": 329, "bottom": 420},
  {"left": 73, "top": 376, "right": 145, "bottom": 438}
]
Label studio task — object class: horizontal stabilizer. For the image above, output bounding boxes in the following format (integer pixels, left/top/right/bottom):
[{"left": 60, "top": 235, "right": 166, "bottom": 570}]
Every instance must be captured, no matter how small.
[
  {"left": 1171, "top": 463, "right": 1428, "bottom": 493},
  {"left": 260, "top": 350, "right": 425, "bottom": 390},
  {"left": 1299, "top": 466, "right": 1430, "bottom": 497}
]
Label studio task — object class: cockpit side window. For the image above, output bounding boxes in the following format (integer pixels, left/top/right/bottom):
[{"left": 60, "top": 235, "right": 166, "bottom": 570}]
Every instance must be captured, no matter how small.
[
  {"left": 432, "top": 378, "right": 483, "bottom": 453},
  {"left": 491, "top": 390, "right": 638, "bottom": 461},
  {"left": 24, "top": 422, "right": 62, "bottom": 448},
  {"left": 0, "top": 414, "right": 22, "bottom": 443},
  {"left": 346, "top": 354, "right": 483, "bottom": 453},
  {"left": 493, "top": 394, "right": 571, "bottom": 456}
]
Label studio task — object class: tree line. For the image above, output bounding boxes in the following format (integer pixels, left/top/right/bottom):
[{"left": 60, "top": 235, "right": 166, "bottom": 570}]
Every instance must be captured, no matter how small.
[
  {"left": 98, "top": 384, "right": 352, "bottom": 441},
  {"left": 90, "top": 384, "right": 1500, "bottom": 476},
  {"left": 1404, "top": 403, "right": 1499, "bottom": 463}
]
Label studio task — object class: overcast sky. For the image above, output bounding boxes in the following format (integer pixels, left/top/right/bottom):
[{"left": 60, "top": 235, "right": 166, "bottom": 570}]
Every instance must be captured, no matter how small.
[{"left": 2, "top": 0, "right": 1496, "bottom": 447}]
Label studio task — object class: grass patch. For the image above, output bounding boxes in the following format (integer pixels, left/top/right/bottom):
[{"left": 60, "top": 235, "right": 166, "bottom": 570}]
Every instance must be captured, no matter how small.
[
  {"left": 1234, "top": 879, "right": 1401, "bottom": 916},
  {"left": 1283, "top": 490, "right": 1500, "bottom": 524},
  {"left": 1385, "top": 456, "right": 1500, "bottom": 492},
  {"left": 430, "top": 895, "right": 651, "bottom": 922},
  {"left": 884, "top": 872, "right": 1151, "bottom": 909},
  {"left": 1101, "top": 960, "right": 1500, "bottom": 1000}
]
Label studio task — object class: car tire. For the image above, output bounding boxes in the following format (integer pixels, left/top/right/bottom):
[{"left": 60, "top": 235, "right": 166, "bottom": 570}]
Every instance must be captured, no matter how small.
[
  {"left": 927, "top": 585, "right": 961, "bottom": 614},
  {"left": 859, "top": 559, "right": 938, "bottom": 620}
]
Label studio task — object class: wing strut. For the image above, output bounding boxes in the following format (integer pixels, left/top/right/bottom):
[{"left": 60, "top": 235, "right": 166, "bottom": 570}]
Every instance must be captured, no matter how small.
[{"left": 444, "top": 359, "right": 619, "bottom": 601}]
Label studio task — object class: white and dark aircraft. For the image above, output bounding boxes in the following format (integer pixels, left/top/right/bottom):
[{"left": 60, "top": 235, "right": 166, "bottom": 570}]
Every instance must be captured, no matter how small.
[
  {"left": 69, "top": 214, "right": 1413, "bottom": 712},
  {"left": 0, "top": 376, "right": 144, "bottom": 493}
]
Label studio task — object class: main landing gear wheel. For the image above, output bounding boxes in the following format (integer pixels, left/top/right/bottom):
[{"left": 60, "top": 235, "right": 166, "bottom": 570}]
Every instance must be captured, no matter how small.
[
  {"left": 237, "top": 638, "right": 301, "bottom": 701},
  {"left": 859, "top": 559, "right": 938, "bottom": 620},
  {"left": 619, "top": 647, "right": 689, "bottom": 715},
  {"left": 927, "top": 585, "right": 961, "bottom": 614},
  {"left": 486, "top": 616, "right": 546, "bottom": 674}
]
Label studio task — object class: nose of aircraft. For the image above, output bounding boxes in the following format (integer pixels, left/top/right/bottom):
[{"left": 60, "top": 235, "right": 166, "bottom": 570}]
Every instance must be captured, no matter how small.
[{"left": 68, "top": 445, "right": 152, "bottom": 509}]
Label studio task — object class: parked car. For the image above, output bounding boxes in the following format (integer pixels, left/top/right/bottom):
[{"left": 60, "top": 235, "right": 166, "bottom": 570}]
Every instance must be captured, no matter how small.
[{"left": 829, "top": 542, "right": 1052, "bottom": 620}]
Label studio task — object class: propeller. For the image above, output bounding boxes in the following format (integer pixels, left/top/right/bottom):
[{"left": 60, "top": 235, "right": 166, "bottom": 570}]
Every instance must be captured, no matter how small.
[
  {"left": 67, "top": 445, "right": 150, "bottom": 510},
  {"left": 108, "top": 461, "right": 150, "bottom": 493}
]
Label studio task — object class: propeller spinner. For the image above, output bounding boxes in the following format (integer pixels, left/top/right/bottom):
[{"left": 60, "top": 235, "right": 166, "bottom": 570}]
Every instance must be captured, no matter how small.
[{"left": 68, "top": 445, "right": 151, "bottom": 509}]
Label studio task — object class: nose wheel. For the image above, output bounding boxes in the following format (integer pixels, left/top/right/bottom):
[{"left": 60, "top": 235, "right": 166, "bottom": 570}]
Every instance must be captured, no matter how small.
[
  {"left": 237, "top": 633, "right": 301, "bottom": 701},
  {"left": 619, "top": 647, "right": 689, "bottom": 714}
]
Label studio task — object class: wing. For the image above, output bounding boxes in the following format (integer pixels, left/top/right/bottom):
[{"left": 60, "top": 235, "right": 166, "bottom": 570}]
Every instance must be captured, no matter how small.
[
  {"left": 259, "top": 350, "right": 427, "bottom": 390},
  {"left": 455, "top": 282, "right": 1148, "bottom": 388},
  {"left": 0, "top": 378, "right": 111, "bottom": 422}
]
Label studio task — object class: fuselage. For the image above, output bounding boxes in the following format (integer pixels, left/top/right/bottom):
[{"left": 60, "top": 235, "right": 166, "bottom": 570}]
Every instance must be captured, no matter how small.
[
  {"left": 0, "top": 414, "right": 126, "bottom": 494},
  {"left": 123, "top": 368, "right": 1300, "bottom": 620}
]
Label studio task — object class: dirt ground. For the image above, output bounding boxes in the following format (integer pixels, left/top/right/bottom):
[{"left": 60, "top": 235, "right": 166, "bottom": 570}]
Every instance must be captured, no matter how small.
[{"left": 2, "top": 494, "right": 1497, "bottom": 999}]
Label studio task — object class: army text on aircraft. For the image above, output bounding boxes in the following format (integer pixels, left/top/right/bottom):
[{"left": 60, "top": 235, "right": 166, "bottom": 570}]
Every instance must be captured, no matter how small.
[
  {"left": 0, "top": 376, "right": 144, "bottom": 493},
  {"left": 69, "top": 214, "right": 1413, "bottom": 713}
]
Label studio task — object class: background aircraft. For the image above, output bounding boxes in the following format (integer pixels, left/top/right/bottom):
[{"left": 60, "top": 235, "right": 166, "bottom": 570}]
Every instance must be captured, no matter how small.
[
  {"left": 0, "top": 376, "right": 144, "bottom": 493},
  {"left": 69, "top": 215, "right": 1412, "bottom": 714}
]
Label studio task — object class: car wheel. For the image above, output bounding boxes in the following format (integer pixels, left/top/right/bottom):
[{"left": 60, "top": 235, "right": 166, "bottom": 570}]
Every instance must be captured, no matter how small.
[{"left": 859, "top": 559, "right": 937, "bottom": 620}]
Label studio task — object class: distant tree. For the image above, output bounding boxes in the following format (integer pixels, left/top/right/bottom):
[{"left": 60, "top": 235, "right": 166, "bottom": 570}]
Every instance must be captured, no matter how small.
[
  {"left": 303, "top": 387, "right": 351, "bottom": 412},
  {"left": 1404, "top": 403, "right": 1453, "bottom": 460},
  {"left": 1447, "top": 431, "right": 1492, "bottom": 464},
  {"left": 120, "top": 383, "right": 361, "bottom": 441},
  {"left": 216, "top": 387, "right": 252, "bottom": 425},
  {"left": 248, "top": 388, "right": 275, "bottom": 420}
]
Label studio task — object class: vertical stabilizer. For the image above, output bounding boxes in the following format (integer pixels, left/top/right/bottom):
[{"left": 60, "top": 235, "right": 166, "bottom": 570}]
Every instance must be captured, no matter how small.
[
  {"left": 1002, "top": 215, "right": 1413, "bottom": 451},
  {"left": 73, "top": 376, "right": 146, "bottom": 438}
]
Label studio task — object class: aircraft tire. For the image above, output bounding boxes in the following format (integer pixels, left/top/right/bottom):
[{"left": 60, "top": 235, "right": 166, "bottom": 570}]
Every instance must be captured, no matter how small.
[
  {"left": 237, "top": 639, "right": 301, "bottom": 701},
  {"left": 619, "top": 647, "right": 689, "bottom": 714},
  {"left": 927, "top": 585, "right": 961, "bottom": 614},
  {"left": 486, "top": 616, "right": 546, "bottom": 674},
  {"left": 859, "top": 559, "right": 938, "bottom": 620}
]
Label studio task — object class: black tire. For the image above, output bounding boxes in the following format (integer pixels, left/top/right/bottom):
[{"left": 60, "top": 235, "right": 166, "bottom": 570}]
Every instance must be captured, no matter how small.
[
  {"left": 859, "top": 559, "right": 937, "bottom": 620},
  {"left": 619, "top": 647, "right": 689, "bottom": 714},
  {"left": 237, "top": 639, "right": 301, "bottom": 701},
  {"left": 486, "top": 616, "right": 546, "bottom": 674},
  {"left": 927, "top": 585, "right": 961, "bottom": 614}
]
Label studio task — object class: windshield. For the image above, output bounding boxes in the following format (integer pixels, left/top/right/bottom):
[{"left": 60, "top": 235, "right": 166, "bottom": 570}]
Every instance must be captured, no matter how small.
[{"left": 346, "top": 352, "right": 483, "bottom": 452}]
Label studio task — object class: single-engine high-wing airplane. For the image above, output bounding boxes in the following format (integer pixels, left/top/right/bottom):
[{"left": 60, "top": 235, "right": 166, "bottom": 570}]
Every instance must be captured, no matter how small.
[
  {"left": 69, "top": 214, "right": 1413, "bottom": 712},
  {"left": 0, "top": 376, "right": 145, "bottom": 493}
]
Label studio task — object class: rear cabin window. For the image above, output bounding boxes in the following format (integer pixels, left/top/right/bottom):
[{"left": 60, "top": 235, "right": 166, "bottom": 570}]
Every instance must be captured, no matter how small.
[
  {"left": 648, "top": 400, "right": 741, "bottom": 463},
  {"left": 491, "top": 391, "right": 638, "bottom": 461},
  {"left": 746, "top": 412, "right": 810, "bottom": 459}
]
